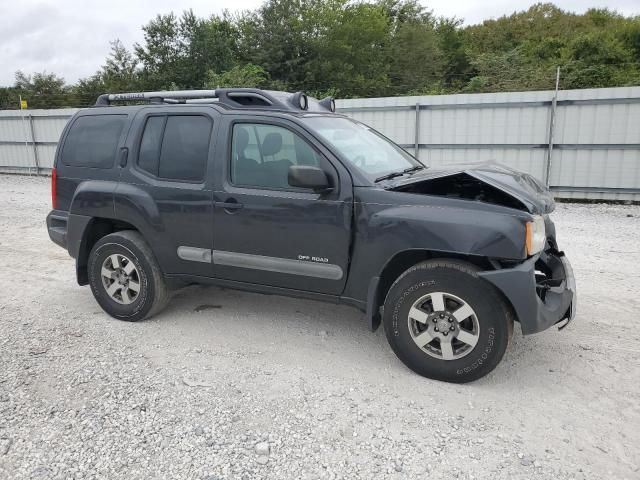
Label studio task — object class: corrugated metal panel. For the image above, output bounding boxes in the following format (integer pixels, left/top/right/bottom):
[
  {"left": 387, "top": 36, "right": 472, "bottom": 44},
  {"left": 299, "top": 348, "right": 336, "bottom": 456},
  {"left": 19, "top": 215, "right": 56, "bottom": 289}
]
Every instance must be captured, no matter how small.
[
  {"left": 551, "top": 149, "right": 640, "bottom": 189},
  {"left": 0, "top": 144, "right": 34, "bottom": 168},
  {"left": 422, "top": 148, "right": 547, "bottom": 180},
  {"left": 35, "top": 145, "right": 58, "bottom": 169},
  {"left": 33, "top": 117, "right": 74, "bottom": 143},
  {"left": 0, "top": 116, "right": 32, "bottom": 142},
  {"left": 0, "top": 109, "right": 75, "bottom": 172}
]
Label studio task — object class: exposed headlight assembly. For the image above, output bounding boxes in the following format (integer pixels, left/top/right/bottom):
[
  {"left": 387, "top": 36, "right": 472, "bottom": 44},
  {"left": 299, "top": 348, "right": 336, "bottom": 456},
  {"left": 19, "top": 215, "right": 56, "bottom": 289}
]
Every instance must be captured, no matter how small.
[{"left": 525, "top": 215, "right": 546, "bottom": 256}]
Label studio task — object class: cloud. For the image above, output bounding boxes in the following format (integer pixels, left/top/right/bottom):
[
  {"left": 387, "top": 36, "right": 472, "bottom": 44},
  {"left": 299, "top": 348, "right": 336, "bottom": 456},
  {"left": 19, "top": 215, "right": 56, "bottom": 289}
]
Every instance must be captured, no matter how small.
[
  {"left": 1, "top": 0, "right": 638, "bottom": 87},
  {"left": 0, "top": 0, "right": 262, "bottom": 86}
]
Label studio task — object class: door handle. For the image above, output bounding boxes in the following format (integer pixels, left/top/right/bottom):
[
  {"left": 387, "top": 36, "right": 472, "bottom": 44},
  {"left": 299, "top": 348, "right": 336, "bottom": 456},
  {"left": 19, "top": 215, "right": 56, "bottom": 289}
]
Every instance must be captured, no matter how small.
[
  {"left": 215, "top": 200, "right": 244, "bottom": 211},
  {"left": 118, "top": 147, "right": 129, "bottom": 167}
]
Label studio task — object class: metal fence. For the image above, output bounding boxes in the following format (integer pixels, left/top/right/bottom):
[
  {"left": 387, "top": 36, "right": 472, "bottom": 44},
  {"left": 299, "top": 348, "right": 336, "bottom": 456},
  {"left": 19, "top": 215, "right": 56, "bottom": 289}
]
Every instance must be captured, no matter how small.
[
  {"left": 1, "top": 86, "right": 639, "bottom": 201},
  {"left": 0, "top": 108, "right": 76, "bottom": 175},
  {"left": 338, "top": 86, "right": 640, "bottom": 201}
]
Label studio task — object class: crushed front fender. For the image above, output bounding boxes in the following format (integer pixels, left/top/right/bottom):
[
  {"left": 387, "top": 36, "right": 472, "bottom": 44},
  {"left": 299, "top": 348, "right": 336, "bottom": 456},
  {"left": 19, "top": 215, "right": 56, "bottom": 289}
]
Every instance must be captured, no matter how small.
[{"left": 478, "top": 250, "right": 576, "bottom": 335}]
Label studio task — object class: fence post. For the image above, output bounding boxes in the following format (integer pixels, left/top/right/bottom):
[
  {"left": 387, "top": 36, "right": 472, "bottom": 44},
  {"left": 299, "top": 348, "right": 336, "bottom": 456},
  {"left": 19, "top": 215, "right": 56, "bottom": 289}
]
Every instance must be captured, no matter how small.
[
  {"left": 18, "top": 95, "right": 35, "bottom": 175},
  {"left": 545, "top": 66, "right": 560, "bottom": 186},
  {"left": 414, "top": 102, "right": 420, "bottom": 160},
  {"left": 27, "top": 114, "right": 41, "bottom": 175}
]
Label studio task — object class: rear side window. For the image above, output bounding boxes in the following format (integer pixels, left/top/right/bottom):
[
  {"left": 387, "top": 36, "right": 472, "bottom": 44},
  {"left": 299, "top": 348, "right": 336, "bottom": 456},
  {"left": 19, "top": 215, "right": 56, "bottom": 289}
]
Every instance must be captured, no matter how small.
[
  {"left": 137, "top": 115, "right": 212, "bottom": 182},
  {"left": 61, "top": 115, "right": 126, "bottom": 168},
  {"left": 138, "top": 116, "right": 165, "bottom": 176}
]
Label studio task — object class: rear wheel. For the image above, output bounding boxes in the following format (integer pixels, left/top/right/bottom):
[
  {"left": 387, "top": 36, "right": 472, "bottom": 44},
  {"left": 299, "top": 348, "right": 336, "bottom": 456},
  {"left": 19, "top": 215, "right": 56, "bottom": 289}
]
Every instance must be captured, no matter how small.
[
  {"left": 383, "top": 259, "right": 513, "bottom": 383},
  {"left": 87, "top": 230, "right": 169, "bottom": 321}
]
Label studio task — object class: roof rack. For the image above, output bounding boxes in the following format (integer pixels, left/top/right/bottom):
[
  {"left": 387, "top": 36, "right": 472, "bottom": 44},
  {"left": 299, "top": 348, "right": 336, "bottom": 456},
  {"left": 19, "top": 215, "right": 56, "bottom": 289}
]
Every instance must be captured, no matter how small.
[{"left": 94, "top": 88, "right": 336, "bottom": 113}]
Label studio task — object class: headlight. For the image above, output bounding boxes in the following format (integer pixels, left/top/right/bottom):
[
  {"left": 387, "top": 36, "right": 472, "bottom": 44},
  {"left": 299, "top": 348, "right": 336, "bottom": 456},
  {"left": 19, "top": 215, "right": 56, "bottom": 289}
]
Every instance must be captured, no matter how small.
[{"left": 525, "top": 215, "right": 546, "bottom": 255}]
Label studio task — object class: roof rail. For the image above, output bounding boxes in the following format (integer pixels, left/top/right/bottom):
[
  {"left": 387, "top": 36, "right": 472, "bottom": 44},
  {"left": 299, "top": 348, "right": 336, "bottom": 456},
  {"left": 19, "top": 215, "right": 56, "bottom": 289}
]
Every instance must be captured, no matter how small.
[
  {"left": 95, "top": 90, "right": 218, "bottom": 106},
  {"left": 94, "top": 88, "right": 336, "bottom": 113}
]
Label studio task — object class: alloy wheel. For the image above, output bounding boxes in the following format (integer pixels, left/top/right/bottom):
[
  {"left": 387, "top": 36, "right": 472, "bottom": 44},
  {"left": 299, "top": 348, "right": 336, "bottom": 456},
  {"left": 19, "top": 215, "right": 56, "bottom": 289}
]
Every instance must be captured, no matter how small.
[
  {"left": 407, "top": 291, "right": 480, "bottom": 360},
  {"left": 100, "top": 254, "right": 141, "bottom": 305}
]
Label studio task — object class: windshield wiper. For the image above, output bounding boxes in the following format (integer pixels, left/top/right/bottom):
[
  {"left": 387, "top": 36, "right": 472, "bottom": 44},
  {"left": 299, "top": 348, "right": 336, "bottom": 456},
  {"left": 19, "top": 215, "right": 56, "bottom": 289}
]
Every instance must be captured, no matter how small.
[
  {"left": 374, "top": 165, "right": 425, "bottom": 183},
  {"left": 374, "top": 171, "right": 405, "bottom": 183}
]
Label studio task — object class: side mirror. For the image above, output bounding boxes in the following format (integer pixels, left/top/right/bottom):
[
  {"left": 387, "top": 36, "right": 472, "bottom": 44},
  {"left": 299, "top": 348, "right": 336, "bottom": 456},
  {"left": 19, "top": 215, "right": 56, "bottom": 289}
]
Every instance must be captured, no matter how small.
[{"left": 288, "top": 165, "right": 333, "bottom": 192}]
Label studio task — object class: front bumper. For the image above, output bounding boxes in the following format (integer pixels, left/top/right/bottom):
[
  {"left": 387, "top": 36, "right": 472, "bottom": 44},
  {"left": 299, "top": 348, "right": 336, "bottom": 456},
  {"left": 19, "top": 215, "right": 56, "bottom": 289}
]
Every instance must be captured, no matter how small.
[{"left": 478, "top": 249, "right": 576, "bottom": 335}]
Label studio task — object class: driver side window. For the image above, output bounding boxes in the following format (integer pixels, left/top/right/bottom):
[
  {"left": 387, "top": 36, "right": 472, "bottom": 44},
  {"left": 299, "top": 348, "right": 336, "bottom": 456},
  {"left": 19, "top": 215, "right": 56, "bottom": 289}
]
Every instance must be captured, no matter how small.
[{"left": 231, "top": 123, "right": 322, "bottom": 189}]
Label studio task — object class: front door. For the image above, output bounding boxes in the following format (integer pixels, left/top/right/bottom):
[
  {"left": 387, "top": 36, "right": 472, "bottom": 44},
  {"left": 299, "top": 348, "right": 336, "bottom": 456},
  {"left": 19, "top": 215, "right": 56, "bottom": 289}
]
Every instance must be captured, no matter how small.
[{"left": 211, "top": 117, "right": 353, "bottom": 295}]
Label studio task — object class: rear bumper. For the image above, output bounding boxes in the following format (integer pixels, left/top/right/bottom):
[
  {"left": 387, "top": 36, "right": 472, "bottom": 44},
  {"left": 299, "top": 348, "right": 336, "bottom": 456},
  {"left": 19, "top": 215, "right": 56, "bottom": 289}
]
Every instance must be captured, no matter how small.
[
  {"left": 478, "top": 249, "right": 576, "bottom": 335},
  {"left": 47, "top": 210, "right": 93, "bottom": 261},
  {"left": 46, "top": 210, "right": 68, "bottom": 250}
]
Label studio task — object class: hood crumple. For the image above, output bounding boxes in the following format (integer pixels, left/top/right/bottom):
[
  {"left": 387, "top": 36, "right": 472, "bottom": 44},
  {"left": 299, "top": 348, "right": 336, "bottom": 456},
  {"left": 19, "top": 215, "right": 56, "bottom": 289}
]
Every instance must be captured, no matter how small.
[{"left": 387, "top": 162, "right": 555, "bottom": 215}]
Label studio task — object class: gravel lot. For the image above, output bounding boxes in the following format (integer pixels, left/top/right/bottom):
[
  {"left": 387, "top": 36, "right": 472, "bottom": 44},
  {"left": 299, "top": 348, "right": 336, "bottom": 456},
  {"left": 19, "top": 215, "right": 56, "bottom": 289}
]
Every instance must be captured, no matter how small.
[{"left": 0, "top": 174, "right": 639, "bottom": 480}]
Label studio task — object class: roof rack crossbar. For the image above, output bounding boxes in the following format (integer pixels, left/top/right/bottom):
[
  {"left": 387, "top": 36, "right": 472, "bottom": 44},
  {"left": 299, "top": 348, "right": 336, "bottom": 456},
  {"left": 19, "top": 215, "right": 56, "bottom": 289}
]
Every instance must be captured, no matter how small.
[{"left": 96, "top": 90, "right": 218, "bottom": 106}]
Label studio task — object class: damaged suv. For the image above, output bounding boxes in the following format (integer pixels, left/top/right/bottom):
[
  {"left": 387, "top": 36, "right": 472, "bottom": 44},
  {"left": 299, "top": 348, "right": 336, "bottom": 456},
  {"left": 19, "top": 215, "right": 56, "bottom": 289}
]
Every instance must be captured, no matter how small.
[{"left": 46, "top": 89, "right": 576, "bottom": 383}]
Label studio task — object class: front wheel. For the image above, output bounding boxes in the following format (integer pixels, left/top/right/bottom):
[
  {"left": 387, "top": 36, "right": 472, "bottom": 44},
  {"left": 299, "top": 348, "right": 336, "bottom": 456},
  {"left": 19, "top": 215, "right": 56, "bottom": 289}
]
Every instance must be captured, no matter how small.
[{"left": 383, "top": 260, "right": 513, "bottom": 383}]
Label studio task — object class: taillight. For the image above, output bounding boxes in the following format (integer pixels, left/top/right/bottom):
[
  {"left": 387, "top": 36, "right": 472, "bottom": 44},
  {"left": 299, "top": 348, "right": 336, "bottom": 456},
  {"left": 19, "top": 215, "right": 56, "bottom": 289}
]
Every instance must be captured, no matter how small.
[{"left": 51, "top": 168, "right": 58, "bottom": 209}]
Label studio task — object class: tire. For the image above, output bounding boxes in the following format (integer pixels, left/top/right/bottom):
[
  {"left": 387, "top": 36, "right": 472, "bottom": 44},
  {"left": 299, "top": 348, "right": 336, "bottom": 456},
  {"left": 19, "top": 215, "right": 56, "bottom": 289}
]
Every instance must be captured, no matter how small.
[
  {"left": 383, "top": 259, "right": 513, "bottom": 383},
  {"left": 87, "top": 230, "right": 170, "bottom": 322}
]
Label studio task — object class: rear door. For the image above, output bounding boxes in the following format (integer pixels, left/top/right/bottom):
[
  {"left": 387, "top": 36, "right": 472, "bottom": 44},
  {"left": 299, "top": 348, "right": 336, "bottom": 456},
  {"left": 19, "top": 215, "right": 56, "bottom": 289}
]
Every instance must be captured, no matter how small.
[
  {"left": 116, "top": 106, "right": 219, "bottom": 277},
  {"left": 210, "top": 115, "right": 353, "bottom": 295}
]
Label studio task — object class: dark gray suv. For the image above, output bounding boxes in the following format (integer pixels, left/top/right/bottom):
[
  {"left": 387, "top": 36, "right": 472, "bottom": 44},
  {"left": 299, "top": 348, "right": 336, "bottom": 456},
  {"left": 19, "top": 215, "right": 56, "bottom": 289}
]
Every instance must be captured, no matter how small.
[{"left": 46, "top": 88, "right": 576, "bottom": 383}]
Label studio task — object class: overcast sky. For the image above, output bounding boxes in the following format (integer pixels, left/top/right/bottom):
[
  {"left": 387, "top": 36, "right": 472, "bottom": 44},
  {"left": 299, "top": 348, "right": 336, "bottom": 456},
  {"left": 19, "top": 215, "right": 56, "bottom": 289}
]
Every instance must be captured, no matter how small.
[{"left": 1, "top": 0, "right": 638, "bottom": 87}]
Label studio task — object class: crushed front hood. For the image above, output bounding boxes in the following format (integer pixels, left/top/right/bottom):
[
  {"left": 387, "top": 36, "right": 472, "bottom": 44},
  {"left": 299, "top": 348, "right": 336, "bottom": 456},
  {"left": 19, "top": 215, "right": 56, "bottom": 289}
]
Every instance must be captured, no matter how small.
[{"left": 389, "top": 162, "right": 555, "bottom": 214}]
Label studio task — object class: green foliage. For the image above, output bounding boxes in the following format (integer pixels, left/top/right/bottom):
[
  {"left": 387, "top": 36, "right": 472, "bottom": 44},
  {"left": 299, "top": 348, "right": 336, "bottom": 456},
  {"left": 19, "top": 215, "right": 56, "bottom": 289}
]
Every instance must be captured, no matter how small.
[
  {"left": 193, "top": 12, "right": 239, "bottom": 78},
  {"left": 237, "top": 0, "right": 314, "bottom": 90},
  {"left": 3, "top": 1, "right": 640, "bottom": 109},
  {"left": 436, "top": 18, "right": 472, "bottom": 91},
  {"left": 134, "top": 12, "right": 185, "bottom": 89},
  {"left": 463, "top": 3, "right": 640, "bottom": 92},
  {"left": 465, "top": 48, "right": 558, "bottom": 93},
  {"left": 71, "top": 39, "right": 143, "bottom": 106},
  {"left": 306, "top": 1, "right": 391, "bottom": 97},
  {"left": 206, "top": 64, "right": 270, "bottom": 88},
  {"left": 13, "top": 71, "right": 69, "bottom": 108}
]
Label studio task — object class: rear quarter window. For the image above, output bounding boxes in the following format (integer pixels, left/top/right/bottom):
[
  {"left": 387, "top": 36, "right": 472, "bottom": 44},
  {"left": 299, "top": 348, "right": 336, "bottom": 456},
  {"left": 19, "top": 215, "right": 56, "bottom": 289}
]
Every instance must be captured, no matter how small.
[{"left": 61, "top": 115, "right": 127, "bottom": 168}]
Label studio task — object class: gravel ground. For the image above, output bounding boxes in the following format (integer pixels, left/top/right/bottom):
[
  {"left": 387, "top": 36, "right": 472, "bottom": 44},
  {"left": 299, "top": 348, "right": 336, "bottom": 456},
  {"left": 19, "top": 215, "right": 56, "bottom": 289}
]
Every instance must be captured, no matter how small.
[{"left": 0, "top": 174, "right": 639, "bottom": 480}]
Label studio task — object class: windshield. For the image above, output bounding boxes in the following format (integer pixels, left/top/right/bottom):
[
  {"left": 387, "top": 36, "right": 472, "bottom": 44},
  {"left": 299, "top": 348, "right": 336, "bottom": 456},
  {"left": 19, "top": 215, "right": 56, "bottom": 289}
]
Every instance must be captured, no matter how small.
[{"left": 302, "top": 116, "right": 424, "bottom": 181}]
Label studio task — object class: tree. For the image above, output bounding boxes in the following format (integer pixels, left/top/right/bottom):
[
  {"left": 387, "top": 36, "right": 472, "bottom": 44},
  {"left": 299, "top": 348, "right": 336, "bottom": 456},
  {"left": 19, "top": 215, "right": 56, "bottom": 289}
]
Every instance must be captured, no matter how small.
[
  {"left": 461, "top": 3, "right": 640, "bottom": 92},
  {"left": 193, "top": 13, "right": 240, "bottom": 81},
  {"left": 465, "top": 48, "right": 557, "bottom": 93},
  {"left": 306, "top": 1, "right": 391, "bottom": 97},
  {"left": 72, "top": 39, "right": 141, "bottom": 106},
  {"left": 238, "top": 0, "right": 315, "bottom": 91},
  {"left": 561, "top": 30, "right": 639, "bottom": 88},
  {"left": 0, "top": 87, "right": 20, "bottom": 109},
  {"left": 102, "top": 40, "right": 139, "bottom": 91},
  {"left": 13, "top": 71, "right": 69, "bottom": 108},
  {"left": 134, "top": 12, "right": 184, "bottom": 89},
  {"left": 206, "top": 64, "right": 269, "bottom": 88},
  {"left": 437, "top": 18, "right": 472, "bottom": 91},
  {"left": 384, "top": 1, "right": 443, "bottom": 94}
]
